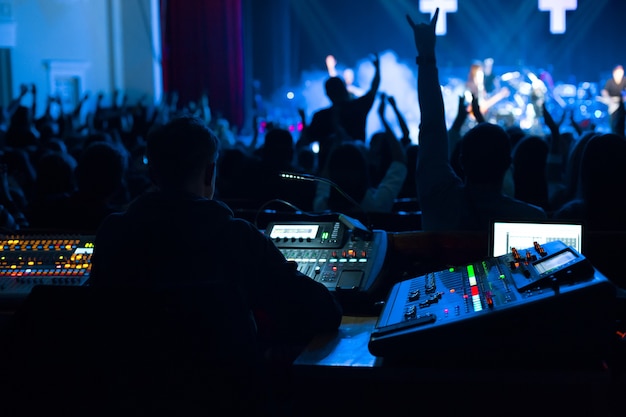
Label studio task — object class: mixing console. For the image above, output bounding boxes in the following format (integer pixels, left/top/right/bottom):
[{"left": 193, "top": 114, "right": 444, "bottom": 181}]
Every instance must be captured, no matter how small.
[
  {"left": 0, "top": 235, "right": 94, "bottom": 307},
  {"left": 265, "top": 220, "right": 388, "bottom": 313},
  {"left": 266, "top": 221, "right": 386, "bottom": 292},
  {"left": 369, "top": 240, "right": 616, "bottom": 364}
]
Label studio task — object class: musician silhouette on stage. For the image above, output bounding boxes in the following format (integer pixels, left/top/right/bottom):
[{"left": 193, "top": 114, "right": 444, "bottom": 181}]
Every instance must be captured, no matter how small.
[{"left": 600, "top": 65, "right": 626, "bottom": 132}]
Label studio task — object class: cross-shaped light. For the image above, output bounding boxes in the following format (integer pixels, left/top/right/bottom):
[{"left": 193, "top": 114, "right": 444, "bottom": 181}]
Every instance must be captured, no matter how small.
[
  {"left": 420, "top": 0, "right": 458, "bottom": 35},
  {"left": 538, "top": 0, "right": 577, "bottom": 34}
]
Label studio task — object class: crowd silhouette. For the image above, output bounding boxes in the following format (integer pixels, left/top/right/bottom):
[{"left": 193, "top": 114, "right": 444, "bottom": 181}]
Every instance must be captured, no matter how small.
[{"left": 0, "top": 8, "right": 625, "bottom": 261}]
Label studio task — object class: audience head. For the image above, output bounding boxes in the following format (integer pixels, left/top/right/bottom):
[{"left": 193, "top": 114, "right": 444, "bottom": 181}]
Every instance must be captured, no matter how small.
[
  {"left": 34, "top": 150, "right": 77, "bottom": 198},
  {"left": 76, "top": 141, "right": 127, "bottom": 201},
  {"left": 565, "top": 132, "right": 597, "bottom": 199},
  {"left": 261, "top": 127, "right": 294, "bottom": 169},
  {"left": 325, "top": 77, "right": 350, "bottom": 104},
  {"left": 512, "top": 135, "right": 549, "bottom": 210},
  {"left": 215, "top": 147, "right": 252, "bottom": 200},
  {"left": 326, "top": 141, "right": 370, "bottom": 210},
  {"left": 460, "top": 122, "right": 511, "bottom": 185},
  {"left": 505, "top": 126, "right": 526, "bottom": 150},
  {"left": 146, "top": 115, "right": 220, "bottom": 198},
  {"left": 580, "top": 133, "right": 626, "bottom": 203},
  {"left": 467, "top": 61, "right": 484, "bottom": 92},
  {"left": 296, "top": 147, "right": 317, "bottom": 173},
  {"left": 368, "top": 131, "right": 393, "bottom": 186}
]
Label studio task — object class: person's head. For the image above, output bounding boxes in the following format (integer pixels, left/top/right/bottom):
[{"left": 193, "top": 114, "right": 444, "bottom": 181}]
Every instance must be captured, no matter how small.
[
  {"left": 146, "top": 115, "right": 220, "bottom": 198},
  {"left": 76, "top": 141, "right": 127, "bottom": 201},
  {"left": 262, "top": 128, "right": 294, "bottom": 169},
  {"left": 483, "top": 58, "right": 494, "bottom": 75},
  {"left": 460, "top": 122, "right": 511, "bottom": 186},
  {"left": 325, "top": 77, "right": 350, "bottom": 104},
  {"left": 368, "top": 132, "right": 393, "bottom": 185},
  {"left": 327, "top": 141, "right": 370, "bottom": 210},
  {"left": 612, "top": 65, "right": 624, "bottom": 83},
  {"left": 580, "top": 133, "right": 626, "bottom": 203},
  {"left": 468, "top": 61, "right": 484, "bottom": 85},
  {"left": 511, "top": 135, "right": 549, "bottom": 209},
  {"left": 9, "top": 105, "right": 33, "bottom": 128},
  {"left": 34, "top": 150, "right": 77, "bottom": 197}
]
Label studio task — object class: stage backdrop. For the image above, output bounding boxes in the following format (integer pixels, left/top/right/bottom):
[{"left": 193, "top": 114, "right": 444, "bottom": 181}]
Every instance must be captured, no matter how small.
[
  {"left": 251, "top": 0, "right": 626, "bottom": 95},
  {"left": 162, "top": 0, "right": 625, "bottom": 131}
]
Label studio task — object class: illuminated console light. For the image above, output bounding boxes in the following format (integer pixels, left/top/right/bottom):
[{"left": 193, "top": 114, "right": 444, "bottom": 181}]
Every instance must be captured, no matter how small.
[
  {"left": 472, "top": 295, "right": 482, "bottom": 311},
  {"left": 468, "top": 276, "right": 477, "bottom": 286},
  {"left": 358, "top": 259, "right": 367, "bottom": 263}
]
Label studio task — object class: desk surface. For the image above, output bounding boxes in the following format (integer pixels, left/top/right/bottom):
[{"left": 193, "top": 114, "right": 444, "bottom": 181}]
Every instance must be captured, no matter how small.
[
  {"left": 290, "top": 315, "right": 615, "bottom": 417},
  {"left": 294, "top": 315, "right": 380, "bottom": 369},
  {"left": 293, "top": 314, "right": 613, "bottom": 381}
]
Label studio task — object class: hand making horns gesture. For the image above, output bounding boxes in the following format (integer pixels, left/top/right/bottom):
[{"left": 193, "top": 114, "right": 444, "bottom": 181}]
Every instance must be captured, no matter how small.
[{"left": 406, "top": 7, "right": 439, "bottom": 58}]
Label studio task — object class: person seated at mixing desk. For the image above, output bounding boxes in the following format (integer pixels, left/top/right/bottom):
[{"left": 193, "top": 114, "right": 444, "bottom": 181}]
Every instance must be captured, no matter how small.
[{"left": 89, "top": 114, "right": 343, "bottom": 362}]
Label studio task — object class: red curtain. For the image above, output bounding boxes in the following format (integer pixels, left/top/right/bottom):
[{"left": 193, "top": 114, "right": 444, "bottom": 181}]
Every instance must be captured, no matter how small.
[{"left": 161, "top": 0, "right": 245, "bottom": 128}]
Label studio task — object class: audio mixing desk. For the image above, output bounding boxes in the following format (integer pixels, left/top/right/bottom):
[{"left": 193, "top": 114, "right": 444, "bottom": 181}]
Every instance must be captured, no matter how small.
[{"left": 0, "top": 234, "right": 94, "bottom": 308}]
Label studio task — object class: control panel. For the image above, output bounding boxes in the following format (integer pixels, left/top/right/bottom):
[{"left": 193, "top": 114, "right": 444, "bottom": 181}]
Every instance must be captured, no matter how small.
[
  {"left": 0, "top": 235, "right": 94, "bottom": 307},
  {"left": 368, "top": 240, "right": 616, "bottom": 365},
  {"left": 265, "top": 220, "right": 388, "bottom": 313}
]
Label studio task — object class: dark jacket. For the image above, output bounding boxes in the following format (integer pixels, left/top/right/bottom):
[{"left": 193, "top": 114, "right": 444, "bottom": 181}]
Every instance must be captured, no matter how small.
[{"left": 91, "top": 191, "right": 343, "bottom": 347}]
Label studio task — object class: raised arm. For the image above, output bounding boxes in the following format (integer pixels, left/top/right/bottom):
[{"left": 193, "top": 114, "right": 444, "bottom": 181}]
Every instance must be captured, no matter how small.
[
  {"left": 387, "top": 95, "right": 412, "bottom": 147},
  {"left": 378, "top": 92, "right": 392, "bottom": 134},
  {"left": 365, "top": 53, "right": 381, "bottom": 98},
  {"left": 378, "top": 93, "right": 407, "bottom": 165},
  {"left": 325, "top": 55, "right": 338, "bottom": 77},
  {"left": 406, "top": 9, "right": 448, "bottom": 158},
  {"left": 6, "top": 84, "right": 29, "bottom": 118}
]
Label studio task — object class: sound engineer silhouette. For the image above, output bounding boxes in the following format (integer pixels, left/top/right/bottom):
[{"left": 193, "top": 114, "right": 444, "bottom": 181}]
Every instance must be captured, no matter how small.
[{"left": 90, "top": 114, "right": 342, "bottom": 358}]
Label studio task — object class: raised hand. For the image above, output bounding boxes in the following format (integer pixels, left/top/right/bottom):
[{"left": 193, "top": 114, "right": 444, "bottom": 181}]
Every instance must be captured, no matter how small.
[
  {"left": 471, "top": 94, "right": 485, "bottom": 123},
  {"left": 451, "top": 95, "right": 468, "bottom": 132},
  {"left": 378, "top": 92, "right": 387, "bottom": 118},
  {"left": 371, "top": 52, "right": 380, "bottom": 69},
  {"left": 325, "top": 55, "right": 337, "bottom": 77},
  {"left": 406, "top": 8, "right": 439, "bottom": 58}
]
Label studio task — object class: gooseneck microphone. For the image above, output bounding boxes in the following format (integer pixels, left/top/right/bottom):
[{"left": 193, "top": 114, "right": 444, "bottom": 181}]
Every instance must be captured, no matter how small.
[{"left": 279, "top": 171, "right": 373, "bottom": 240}]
